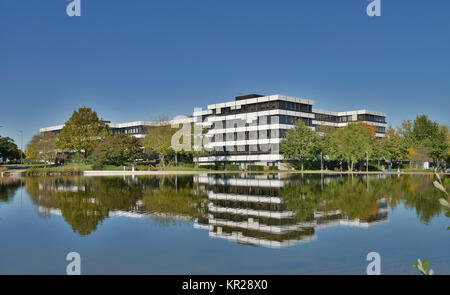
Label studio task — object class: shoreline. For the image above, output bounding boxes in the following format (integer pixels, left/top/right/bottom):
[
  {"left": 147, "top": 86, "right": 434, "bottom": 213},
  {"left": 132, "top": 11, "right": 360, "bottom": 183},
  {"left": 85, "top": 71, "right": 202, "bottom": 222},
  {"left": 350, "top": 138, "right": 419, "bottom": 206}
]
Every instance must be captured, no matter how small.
[
  {"left": 81, "top": 170, "right": 450, "bottom": 176},
  {"left": 1, "top": 168, "right": 448, "bottom": 177}
]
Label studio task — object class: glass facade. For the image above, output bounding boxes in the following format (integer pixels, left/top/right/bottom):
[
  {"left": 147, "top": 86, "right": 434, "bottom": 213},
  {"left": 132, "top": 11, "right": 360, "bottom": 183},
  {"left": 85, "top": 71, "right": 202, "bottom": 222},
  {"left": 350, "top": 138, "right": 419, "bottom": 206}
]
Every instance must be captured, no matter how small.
[
  {"left": 214, "top": 100, "right": 312, "bottom": 116},
  {"left": 357, "top": 114, "right": 386, "bottom": 123}
]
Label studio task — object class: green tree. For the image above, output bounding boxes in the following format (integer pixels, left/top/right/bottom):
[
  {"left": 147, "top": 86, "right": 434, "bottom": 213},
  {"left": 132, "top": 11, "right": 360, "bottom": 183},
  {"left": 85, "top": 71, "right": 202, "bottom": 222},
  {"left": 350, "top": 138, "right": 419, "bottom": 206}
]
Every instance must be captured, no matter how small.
[
  {"left": 142, "top": 125, "right": 178, "bottom": 167},
  {"left": 280, "top": 120, "right": 318, "bottom": 172},
  {"left": 412, "top": 115, "right": 439, "bottom": 147},
  {"left": 371, "top": 137, "right": 385, "bottom": 170},
  {"left": 332, "top": 123, "right": 373, "bottom": 172},
  {"left": 429, "top": 125, "right": 449, "bottom": 164},
  {"left": 381, "top": 126, "right": 406, "bottom": 164},
  {"left": 25, "top": 132, "right": 58, "bottom": 167},
  {"left": 58, "top": 107, "right": 110, "bottom": 163},
  {"left": 0, "top": 136, "right": 21, "bottom": 162},
  {"left": 93, "top": 134, "right": 143, "bottom": 168},
  {"left": 400, "top": 115, "right": 449, "bottom": 165}
]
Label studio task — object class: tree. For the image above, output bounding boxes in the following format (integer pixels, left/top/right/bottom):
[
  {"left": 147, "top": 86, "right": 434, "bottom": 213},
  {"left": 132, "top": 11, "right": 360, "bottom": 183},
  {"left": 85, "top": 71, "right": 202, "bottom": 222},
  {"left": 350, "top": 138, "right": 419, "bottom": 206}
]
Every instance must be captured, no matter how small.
[
  {"left": 371, "top": 138, "right": 385, "bottom": 170},
  {"left": 315, "top": 126, "right": 339, "bottom": 169},
  {"left": 381, "top": 126, "right": 406, "bottom": 164},
  {"left": 25, "top": 132, "right": 59, "bottom": 167},
  {"left": 428, "top": 125, "right": 449, "bottom": 164},
  {"left": 332, "top": 123, "right": 373, "bottom": 172},
  {"left": 142, "top": 125, "right": 178, "bottom": 167},
  {"left": 400, "top": 115, "right": 449, "bottom": 165},
  {"left": 58, "top": 107, "right": 110, "bottom": 163},
  {"left": 412, "top": 115, "right": 439, "bottom": 148},
  {"left": 93, "top": 134, "right": 143, "bottom": 167},
  {"left": 280, "top": 120, "right": 318, "bottom": 172},
  {"left": 0, "top": 136, "right": 21, "bottom": 162}
]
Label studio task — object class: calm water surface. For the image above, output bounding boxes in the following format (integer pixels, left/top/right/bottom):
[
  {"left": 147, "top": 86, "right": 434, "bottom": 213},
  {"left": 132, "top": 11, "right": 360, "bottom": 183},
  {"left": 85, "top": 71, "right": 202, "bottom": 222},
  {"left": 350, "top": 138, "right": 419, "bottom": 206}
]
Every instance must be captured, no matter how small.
[{"left": 0, "top": 173, "right": 448, "bottom": 274}]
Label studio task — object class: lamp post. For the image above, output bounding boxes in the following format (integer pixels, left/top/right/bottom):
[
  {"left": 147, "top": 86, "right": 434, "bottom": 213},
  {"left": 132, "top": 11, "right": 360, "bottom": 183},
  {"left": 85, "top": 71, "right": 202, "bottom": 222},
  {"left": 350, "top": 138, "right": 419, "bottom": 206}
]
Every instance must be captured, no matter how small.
[
  {"left": 320, "top": 151, "right": 323, "bottom": 172},
  {"left": 0, "top": 126, "right": 3, "bottom": 163},
  {"left": 366, "top": 150, "right": 369, "bottom": 173},
  {"left": 19, "top": 130, "right": 23, "bottom": 165}
]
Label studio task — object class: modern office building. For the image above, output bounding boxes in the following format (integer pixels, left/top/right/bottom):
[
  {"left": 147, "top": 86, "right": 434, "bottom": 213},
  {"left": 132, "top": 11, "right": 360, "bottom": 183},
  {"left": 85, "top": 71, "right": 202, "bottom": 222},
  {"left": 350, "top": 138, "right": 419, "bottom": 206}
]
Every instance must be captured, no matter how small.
[
  {"left": 39, "top": 118, "right": 194, "bottom": 139},
  {"left": 40, "top": 93, "right": 387, "bottom": 168},
  {"left": 194, "top": 94, "right": 387, "bottom": 168}
]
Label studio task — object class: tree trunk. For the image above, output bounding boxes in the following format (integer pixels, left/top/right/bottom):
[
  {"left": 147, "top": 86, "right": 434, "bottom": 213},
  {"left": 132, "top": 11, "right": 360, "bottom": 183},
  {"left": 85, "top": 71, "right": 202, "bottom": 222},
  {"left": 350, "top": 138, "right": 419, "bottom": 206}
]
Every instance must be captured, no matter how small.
[
  {"left": 377, "top": 159, "right": 380, "bottom": 170},
  {"left": 160, "top": 154, "right": 165, "bottom": 167},
  {"left": 300, "top": 161, "right": 304, "bottom": 172}
]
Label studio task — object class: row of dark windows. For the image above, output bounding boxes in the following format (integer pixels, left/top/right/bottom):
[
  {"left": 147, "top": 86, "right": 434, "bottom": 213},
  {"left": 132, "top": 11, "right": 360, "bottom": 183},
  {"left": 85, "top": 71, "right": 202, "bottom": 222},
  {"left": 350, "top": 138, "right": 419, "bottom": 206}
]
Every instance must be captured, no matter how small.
[
  {"left": 314, "top": 113, "right": 386, "bottom": 124},
  {"left": 213, "top": 116, "right": 312, "bottom": 129},
  {"left": 111, "top": 126, "right": 145, "bottom": 135},
  {"left": 376, "top": 126, "right": 386, "bottom": 133},
  {"left": 314, "top": 125, "right": 385, "bottom": 134},
  {"left": 314, "top": 114, "right": 353, "bottom": 123},
  {"left": 214, "top": 100, "right": 313, "bottom": 116},
  {"left": 279, "top": 116, "right": 312, "bottom": 126},
  {"left": 217, "top": 130, "right": 273, "bottom": 142},
  {"left": 210, "top": 145, "right": 279, "bottom": 155},
  {"left": 357, "top": 114, "right": 386, "bottom": 123}
]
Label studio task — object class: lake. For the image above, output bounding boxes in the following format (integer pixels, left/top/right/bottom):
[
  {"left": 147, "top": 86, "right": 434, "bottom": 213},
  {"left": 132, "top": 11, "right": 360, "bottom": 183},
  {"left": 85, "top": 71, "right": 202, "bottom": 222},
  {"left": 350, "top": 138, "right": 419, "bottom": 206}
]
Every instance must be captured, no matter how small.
[{"left": 0, "top": 173, "right": 448, "bottom": 274}]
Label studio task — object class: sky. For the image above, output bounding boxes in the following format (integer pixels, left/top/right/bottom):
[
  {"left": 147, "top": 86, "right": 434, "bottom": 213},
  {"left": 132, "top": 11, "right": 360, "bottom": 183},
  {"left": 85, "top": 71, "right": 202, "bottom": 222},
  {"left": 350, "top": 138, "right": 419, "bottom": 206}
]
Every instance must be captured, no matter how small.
[{"left": 0, "top": 0, "right": 449, "bottom": 147}]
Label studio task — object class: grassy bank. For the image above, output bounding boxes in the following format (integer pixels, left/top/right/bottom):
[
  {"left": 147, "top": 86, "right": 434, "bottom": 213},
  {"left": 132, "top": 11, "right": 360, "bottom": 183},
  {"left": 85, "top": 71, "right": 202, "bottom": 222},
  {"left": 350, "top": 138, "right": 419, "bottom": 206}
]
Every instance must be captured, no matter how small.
[
  {"left": 4, "top": 163, "right": 446, "bottom": 176},
  {"left": 25, "top": 166, "right": 82, "bottom": 176}
]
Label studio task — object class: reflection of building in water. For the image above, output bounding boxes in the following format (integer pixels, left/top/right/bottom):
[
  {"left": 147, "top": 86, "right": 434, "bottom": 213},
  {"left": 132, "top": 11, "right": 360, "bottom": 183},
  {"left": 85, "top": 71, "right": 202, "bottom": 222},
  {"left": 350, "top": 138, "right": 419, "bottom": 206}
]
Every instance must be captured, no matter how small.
[
  {"left": 35, "top": 175, "right": 389, "bottom": 246},
  {"left": 194, "top": 174, "right": 389, "bottom": 248}
]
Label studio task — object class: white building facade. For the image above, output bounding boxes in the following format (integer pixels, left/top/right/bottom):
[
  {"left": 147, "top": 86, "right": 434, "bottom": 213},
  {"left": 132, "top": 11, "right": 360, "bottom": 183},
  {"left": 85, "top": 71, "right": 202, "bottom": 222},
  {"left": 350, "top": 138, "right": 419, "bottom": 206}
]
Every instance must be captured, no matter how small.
[
  {"left": 39, "top": 93, "right": 387, "bottom": 168},
  {"left": 194, "top": 94, "right": 387, "bottom": 168}
]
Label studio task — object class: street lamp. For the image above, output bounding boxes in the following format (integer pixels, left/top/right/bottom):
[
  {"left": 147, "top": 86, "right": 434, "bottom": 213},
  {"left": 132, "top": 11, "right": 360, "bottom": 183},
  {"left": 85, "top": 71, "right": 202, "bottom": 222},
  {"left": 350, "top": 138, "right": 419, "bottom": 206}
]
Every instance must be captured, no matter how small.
[
  {"left": 19, "top": 130, "right": 23, "bottom": 165},
  {"left": 366, "top": 150, "right": 369, "bottom": 173},
  {"left": 320, "top": 151, "right": 323, "bottom": 172}
]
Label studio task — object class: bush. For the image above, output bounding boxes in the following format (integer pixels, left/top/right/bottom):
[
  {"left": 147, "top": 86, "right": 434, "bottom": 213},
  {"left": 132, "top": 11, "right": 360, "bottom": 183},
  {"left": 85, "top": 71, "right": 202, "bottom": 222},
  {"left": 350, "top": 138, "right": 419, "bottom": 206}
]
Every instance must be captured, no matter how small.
[
  {"left": 269, "top": 166, "right": 279, "bottom": 171},
  {"left": 248, "top": 165, "right": 264, "bottom": 171},
  {"left": 225, "top": 164, "right": 241, "bottom": 171},
  {"left": 200, "top": 165, "right": 217, "bottom": 170},
  {"left": 135, "top": 165, "right": 156, "bottom": 171},
  {"left": 25, "top": 167, "right": 81, "bottom": 176},
  {"left": 93, "top": 135, "right": 143, "bottom": 167}
]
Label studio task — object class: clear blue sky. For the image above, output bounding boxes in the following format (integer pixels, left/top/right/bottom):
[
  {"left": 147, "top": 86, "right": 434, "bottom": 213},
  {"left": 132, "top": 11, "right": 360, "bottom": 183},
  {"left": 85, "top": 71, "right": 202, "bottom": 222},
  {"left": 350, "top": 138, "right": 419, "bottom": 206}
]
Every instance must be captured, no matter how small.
[{"left": 1, "top": 0, "right": 449, "bottom": 147}]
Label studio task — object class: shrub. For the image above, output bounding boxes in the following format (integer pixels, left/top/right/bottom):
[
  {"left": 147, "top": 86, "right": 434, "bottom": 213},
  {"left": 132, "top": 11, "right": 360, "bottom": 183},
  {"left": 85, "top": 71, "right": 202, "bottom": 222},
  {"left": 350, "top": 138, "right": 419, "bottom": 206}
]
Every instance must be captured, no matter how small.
[
  {"left": 25, "top": 167, "right": 81, "bottom": 176},
  {"left": 225, "top": 164, "right": 241, "bottom": 171},
  {"left": 269, "top": 166, "right": 279, "bottom": 171},
  {"left": 135, "top": 165, "right": 156, "bottom": 171},
  {"left": 248, "top": 165, "right": 264, "bottom": 171},
  {"left": 93, "top": 135, "right": 143, "bottom": 167},
  {"left": 200, "top": 165, "right": 217, "bottom": 170}
]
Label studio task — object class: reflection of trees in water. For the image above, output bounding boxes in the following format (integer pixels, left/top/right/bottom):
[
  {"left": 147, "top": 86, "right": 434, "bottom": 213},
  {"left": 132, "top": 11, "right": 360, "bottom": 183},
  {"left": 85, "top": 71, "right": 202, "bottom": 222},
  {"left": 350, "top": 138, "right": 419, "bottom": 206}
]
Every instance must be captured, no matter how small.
[
  {"left": 26, "top": 177, "right": 144, "bottom": 235},
  {"left": 398, "top": 175, "right": 445, "bottom": 224},
  {"left": 58, "top": 190, "right": 109, "bottom": 236},
  {"left": 91, "top": 177, "right": 143, "bottom": 211},
  {"left": 142, "top": 180, "right": 209, "bottom": 227},
  {"left": 24, "top": 175, "right": 209, "bottom": 234},
  {"left": 26, "top": 177, "right": 109, "bottom": 235},
  {"left": 21, "top": 174, "right": 446, "bottom": 236},
  {"left": 0, "top": 178, "right": 21, "bottom": 203},
  {"left": 282, "top": 174, "right": 446, "bottom": 224}
]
